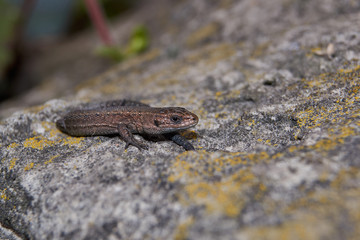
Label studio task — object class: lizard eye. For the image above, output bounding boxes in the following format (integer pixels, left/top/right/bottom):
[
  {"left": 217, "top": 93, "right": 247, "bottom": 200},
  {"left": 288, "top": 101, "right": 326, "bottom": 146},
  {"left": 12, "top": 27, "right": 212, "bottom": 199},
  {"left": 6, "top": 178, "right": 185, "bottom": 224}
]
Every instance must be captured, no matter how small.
[
  {"left": 170, "top": 115, "right": 182, "bottom": 123},
  {"left": 154, "top": 120, "right": 160, "bottom": 127}
]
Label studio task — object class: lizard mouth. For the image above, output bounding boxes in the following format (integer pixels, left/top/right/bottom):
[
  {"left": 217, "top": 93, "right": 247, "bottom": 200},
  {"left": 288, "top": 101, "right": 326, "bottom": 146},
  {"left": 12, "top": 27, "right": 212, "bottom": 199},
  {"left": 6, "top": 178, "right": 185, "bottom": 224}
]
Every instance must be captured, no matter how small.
[{"left": 165, "top": 120, "right": 198, "bottom": 132}]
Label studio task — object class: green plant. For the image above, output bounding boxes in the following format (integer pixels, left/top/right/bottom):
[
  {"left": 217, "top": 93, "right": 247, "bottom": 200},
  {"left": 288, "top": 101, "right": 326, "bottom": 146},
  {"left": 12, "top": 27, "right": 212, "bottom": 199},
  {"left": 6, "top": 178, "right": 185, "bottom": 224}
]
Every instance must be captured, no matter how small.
[{"left": 96, "top": 25, "right": 149, "bottom": 62}]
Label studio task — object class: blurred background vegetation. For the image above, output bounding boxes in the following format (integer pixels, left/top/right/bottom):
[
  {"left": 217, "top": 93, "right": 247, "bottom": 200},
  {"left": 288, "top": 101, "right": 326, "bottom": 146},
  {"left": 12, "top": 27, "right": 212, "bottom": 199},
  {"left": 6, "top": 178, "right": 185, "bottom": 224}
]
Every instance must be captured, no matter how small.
[
  {"left": 0, "top": 0, "right": 18, "bottom": 100},
  {"left": 0, "top": 0, "right": 146, "bottom": 103}
]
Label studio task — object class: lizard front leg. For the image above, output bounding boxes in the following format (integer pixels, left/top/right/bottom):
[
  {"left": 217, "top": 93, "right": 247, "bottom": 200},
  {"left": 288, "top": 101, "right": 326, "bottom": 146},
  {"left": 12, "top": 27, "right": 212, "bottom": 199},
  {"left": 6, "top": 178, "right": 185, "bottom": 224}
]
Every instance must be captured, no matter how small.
[
  {"left": 117, "top": 124, "right": 148, "bottom": 150},
  {"left": 164, "top": 132, "right": 195, "bottom": 151}
]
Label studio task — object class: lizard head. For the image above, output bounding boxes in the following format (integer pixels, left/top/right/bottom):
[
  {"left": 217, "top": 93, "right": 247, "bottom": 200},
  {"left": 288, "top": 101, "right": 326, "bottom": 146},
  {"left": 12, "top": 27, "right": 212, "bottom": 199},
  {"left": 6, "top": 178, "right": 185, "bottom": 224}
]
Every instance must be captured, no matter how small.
[{"left": 145, "top": 107, "right": 199, "bottom": 134}]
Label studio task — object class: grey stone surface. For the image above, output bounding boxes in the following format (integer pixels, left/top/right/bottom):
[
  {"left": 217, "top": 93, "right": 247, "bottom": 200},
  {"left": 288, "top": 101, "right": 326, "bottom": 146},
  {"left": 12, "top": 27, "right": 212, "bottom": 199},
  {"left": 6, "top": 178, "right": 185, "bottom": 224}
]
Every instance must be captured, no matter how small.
[{"left": 1, "top": 0, "right": 360, "bottom": 239}]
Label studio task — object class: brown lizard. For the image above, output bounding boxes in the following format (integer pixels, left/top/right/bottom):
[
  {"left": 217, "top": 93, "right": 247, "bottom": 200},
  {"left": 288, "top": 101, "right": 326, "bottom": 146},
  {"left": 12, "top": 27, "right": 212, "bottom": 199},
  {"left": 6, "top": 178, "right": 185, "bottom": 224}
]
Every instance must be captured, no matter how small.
[{"left": 56, "top": 100, "right": 199, "bottom": 150}]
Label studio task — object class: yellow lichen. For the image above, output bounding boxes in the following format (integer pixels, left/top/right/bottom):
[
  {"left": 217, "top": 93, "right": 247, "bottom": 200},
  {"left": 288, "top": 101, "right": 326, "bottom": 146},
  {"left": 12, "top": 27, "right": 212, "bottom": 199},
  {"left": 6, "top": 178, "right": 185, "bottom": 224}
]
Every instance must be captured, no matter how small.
[
  {"left": 9, "top": 158, "right": 18, "bottom": 170},
  {"left": 186, "top": 22, "right": 220, "bottom": 47},
  {"left": 338, "top": 65, "right": 360, "bottom": 74},
  {"left": 23, "top": 128, "right": 83, "bottom": 151},
  {"left": 215, "top": 91, "right": 223, "bottom": 98},
  {"left": 23, "top": 136, "right": 55, "bottom": 150},
  {"left": 26, "top": 104, "right": 46, "bottom": 114},
  {"left": 181, "top": 171, "right": 250, "bottom": 217},
  {"left": 61, "top": 136, "right": 83, "bottom": 146},
  {"left": 44, "top": 155, "right": 60, "bottom": 165},
  {"left": 24, "top": 162, "right": 34, "bottom": 171},
  {"left": 240, "top": 214, "right": 335, "bottom": 240},
  {"left": 251, "top": 41, "right": 271, "bottom": 58},
  {"left": 271, "top": 167, "right": 360, "bottom": 240},
  {"left": 174, "top": 217, "right": 194, "bottom": 240},
  {"left": 168, "top": 151, "right": 269, "bottom": 218},
  {"left": 1, "top": 188, "right": 8, "bottom": 200},
  {"left": 7, "top": 142, "right": 19, "bottom": 149}
]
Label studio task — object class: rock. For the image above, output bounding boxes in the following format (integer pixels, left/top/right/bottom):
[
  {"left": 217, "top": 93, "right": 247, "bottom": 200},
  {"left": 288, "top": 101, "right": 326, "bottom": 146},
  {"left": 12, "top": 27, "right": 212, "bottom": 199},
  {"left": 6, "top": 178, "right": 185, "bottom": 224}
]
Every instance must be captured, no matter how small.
[{"left": 1, "top": 0, "right": 360, "bottom": 239}]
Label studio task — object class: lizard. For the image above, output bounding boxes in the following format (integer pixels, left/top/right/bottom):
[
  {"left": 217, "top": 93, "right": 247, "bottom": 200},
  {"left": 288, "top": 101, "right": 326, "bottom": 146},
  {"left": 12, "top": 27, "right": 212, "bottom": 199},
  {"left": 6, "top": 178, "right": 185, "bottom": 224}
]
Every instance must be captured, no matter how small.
[{"left": 56, "top": 99, "right": 199, "bottom": 151}]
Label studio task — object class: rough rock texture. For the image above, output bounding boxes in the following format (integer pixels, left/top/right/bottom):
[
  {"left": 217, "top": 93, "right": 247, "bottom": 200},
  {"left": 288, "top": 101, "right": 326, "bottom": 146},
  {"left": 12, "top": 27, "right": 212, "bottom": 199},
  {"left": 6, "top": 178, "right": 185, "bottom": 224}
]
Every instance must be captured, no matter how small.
[{"left": 1, "top": 0, "right": 360, "bottom": 239}]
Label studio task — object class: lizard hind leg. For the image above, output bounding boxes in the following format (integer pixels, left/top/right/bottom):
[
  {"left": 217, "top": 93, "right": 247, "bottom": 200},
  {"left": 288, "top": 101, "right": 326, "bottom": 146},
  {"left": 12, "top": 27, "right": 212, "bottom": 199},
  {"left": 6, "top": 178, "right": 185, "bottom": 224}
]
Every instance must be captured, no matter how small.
[{"left": 117, "top": 124, "right": 148, "bottom": 150}]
